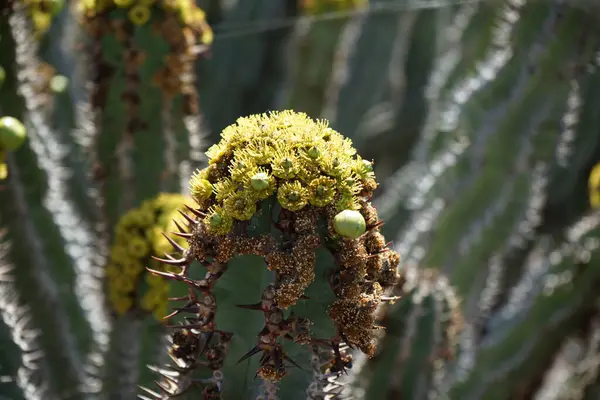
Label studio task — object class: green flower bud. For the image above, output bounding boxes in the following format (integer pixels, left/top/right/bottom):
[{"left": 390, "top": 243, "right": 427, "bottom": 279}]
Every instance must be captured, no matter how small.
[
  {"left": 0, "top": 117, "right": 26, "bottom": 151},
  {"left": 333, "top": 209, "right": 366, "bottom": 239},
  {"left": 250, "top": 172, "right": 270, "bottom": 191},
  {"left": 307, "top": 146, "right": 320, "bottom": 159},
  {"left": 209, "top": 213, "right": 222, "bottom": 227},
  {"left": 362, "top": 159, "right": 373, "bottom": 172},
  {"left": 204, "top": 206, "right": 233, "bottom": 235}
]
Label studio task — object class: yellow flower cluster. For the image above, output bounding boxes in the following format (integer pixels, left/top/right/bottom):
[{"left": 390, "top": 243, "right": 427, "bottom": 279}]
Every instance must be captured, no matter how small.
[
  {"left": 21, "top": 0, "right": 65, "bottom": 36},
  {"left": 300, "top": 0, "right": 368, "bottom": 15},
  {"left": 106, "top": 193, "right": 194, "bottom": 320},
  {"left": 189, "top": 110, "right": 378, "bottom": 235},
  {"left": 77, "top": 0, "right": 213, "bottom": 44},
  {"left": 589, "top": 163, "right": 600, "bottom": 208}
]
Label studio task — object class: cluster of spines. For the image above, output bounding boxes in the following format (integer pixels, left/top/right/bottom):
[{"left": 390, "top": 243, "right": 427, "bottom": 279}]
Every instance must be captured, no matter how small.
[
  {"left": 106, "top": 193, "right": 192, "bottom": 320},
  {"left": 140, "top": 111, "right": 401, "bottom": 397}
]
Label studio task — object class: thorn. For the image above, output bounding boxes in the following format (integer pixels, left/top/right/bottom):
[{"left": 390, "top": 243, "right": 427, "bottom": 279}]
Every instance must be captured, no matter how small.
[
  {"left": 381, "top": 295, "right": 401, "bottom": 303},
  {"left": 235, "top": 302, "right": 263, "bottom": 311},
  {"left": 368, "top": 220, "right": 385, "bottom": 230},
  {"left": 151, "top": 255, "right": 189, "bottom": 267},
  {"left": 167, "top": 295, "right": 190, "bottom": 301},
  {"left": 165, "top": 323, "right": 208, "bottom": 331},
  {"left": 178, "top": 209, "right": 197, "bottom": 226},
  {"left": 173, "top": 219, "right": 187, "bottom": 233},
  {"left": 300, "top": 294, "right": 311, "bottom": 300},
  {"left": 171, "top": 231, "right": 193, "bottom": 239},
  {"left": 184, "top": 204, "right": 206, "bottom": 218},
  {"left": 237, "top": 346, "right": 261, "bottom": 364},
  {"left": 146, "top": 267, "right": 210, "bottom": 291},
  {"left": 161, "top": 232, "right": 186, "bottom": 252},
  {"left": 154, "top": 380, "right": 173, "bottom": 395},
  {"left": 138, "top": 385, "right": 161, "bottom": 398},
  {"left": 282, "top": 353, "right": 304, "bottom": 370}
]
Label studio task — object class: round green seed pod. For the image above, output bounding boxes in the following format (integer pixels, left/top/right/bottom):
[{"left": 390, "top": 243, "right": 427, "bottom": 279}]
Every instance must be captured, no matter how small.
[
  {"left": 50, "top": 75, "right": 69, "bottom": 94},
  {"left": 250, "top": 172, "right": 270, "bottom": 191},
  {"left": 333, "top": 209, "right": 367, "bottom": 239},
  {"left": 0, "top": 117, "right": 26, "bottom": 151}
]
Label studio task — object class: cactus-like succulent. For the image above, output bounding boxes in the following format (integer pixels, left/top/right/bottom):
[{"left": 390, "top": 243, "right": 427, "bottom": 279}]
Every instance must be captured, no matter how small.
[
  {"left": 2, "top": 1, "right": 600, "bottom": 400},
  {"left": 140, "top": 110, "right": 400, "bottom": 398}
]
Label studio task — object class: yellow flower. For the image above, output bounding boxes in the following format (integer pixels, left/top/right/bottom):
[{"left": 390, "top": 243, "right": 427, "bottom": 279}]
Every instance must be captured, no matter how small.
[
  {"left": 223, "top": 191, "right": 257, "bottom": 221},
  {"left": 271, "top": 152, "right": 299, "bottom": 179},
  {"left": 204, "top": 206, "right": 233, "bottom": 235},
  {"left": 336, "top": 192, "right": 360, "bottom": 211},
  {"left": 206, "top": 143, "right": 231, "bottom": 165},
  {"left": 189, "top": 170, "right": 213, "bottom": 203},
  {"left": 128, "top": 236, "right": 149, "bottom": 259},
  {"left": 114, "top": 277, "right": 135, "bottom": 293},
  {"left": 308, "top": 176, "right": 336, "bottom": 207},
  {"left": 213, "top": 178, "right": 238, "bottom": 202},
  {"left": 247, "top": 170, "right": 276, "bottom": 200},
  {"left": 229, "top": 155, "right": 257, "bottom": 183},
  {"left": 128, "top": 5, "right": 151, "bottom": 25},
  {"left": 277, "top": 181, "right": 308, "bottom": 211},
  {"left": 110, "top": 245, "right": 130, "bottom": 264},
  {"left": 123, "top": 260, "right": 143, "bottom": 276}
]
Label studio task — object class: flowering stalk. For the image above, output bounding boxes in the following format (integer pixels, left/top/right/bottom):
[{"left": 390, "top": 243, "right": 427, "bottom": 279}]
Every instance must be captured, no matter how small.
[{"left": 142, "top": 110, "right": 401, "bottom": 398}]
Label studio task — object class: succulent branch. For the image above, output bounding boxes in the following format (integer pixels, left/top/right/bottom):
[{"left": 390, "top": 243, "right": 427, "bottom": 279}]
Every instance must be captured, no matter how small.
[{"left": 141, "top": 110, "right": 401, "bottom": 399}]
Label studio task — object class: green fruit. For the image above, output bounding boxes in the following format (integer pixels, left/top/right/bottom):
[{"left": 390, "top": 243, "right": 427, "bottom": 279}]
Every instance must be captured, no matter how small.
[
  {"left": 50, "top": 75, "right": 69, "bottom": 94},
  {"left": 250, "top": 172, "right": 270, "bottom": 191},
  {"left": 333, "top": 209, "right": 367, "bottom": 239},
  {"left": 209, "top": 213, "right": 223, "bottom": 227},
  {"left": 307, "top": 146, "right": 320, "bottom": 159},
  {"left": 0, "top": 117, "right": 26, "bottom": 151}
]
